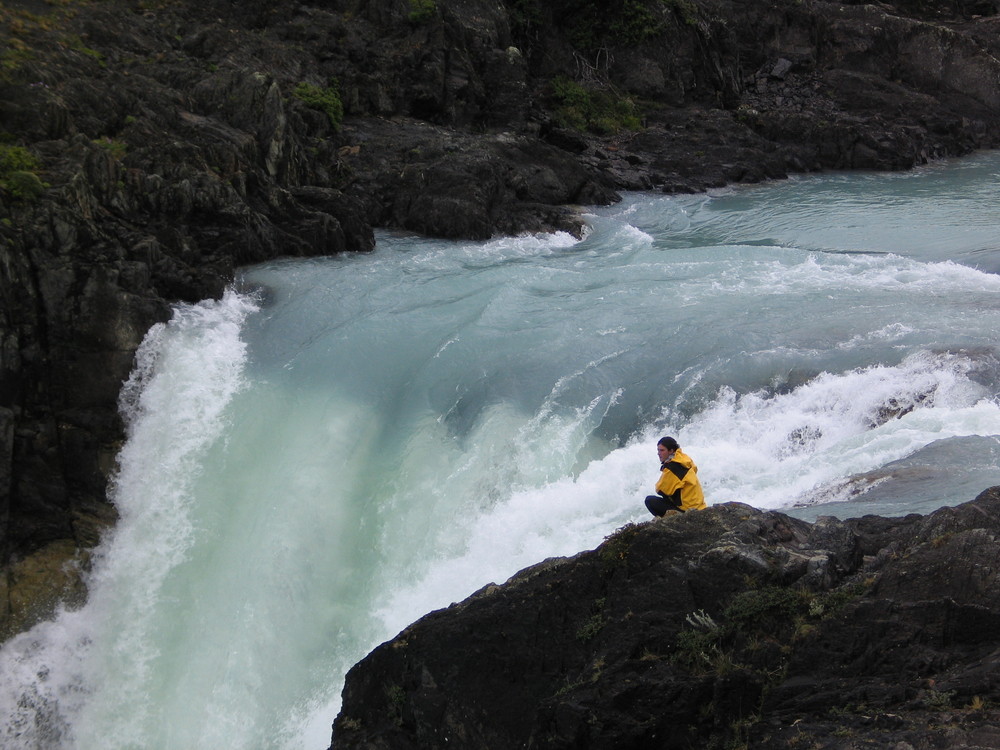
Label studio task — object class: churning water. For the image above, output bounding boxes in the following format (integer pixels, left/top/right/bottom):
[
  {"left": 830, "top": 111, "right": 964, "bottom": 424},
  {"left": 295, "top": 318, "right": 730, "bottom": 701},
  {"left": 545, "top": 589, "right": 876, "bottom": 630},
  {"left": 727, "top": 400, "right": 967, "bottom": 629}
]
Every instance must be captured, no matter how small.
[{"left": 3, "top": 152, "right": 1000, "bottom": 748}]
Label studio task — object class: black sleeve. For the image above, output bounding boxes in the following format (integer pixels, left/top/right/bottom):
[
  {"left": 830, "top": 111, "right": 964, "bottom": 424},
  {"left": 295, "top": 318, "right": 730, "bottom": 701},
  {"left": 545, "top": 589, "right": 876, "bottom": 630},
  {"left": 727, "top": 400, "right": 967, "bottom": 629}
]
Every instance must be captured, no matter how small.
[{"left": 658, "top": 489, "right": 683, "bottom": 511}]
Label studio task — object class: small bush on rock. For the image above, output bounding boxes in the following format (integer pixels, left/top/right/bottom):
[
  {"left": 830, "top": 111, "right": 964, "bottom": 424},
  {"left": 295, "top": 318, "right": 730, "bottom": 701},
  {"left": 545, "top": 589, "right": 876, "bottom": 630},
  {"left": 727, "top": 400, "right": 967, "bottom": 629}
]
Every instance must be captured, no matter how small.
[
  {"left": 600, "top": 522, "right": 641, "bottom": 567},
  {"left": 550, "top": 77, "right": 641, "bottom": 134},
  {"left": 408, "top": 0, "right": 437, "bottom": 24},
  {"left": 5, "top": 170, "right": 47, "bottom": 201},
  {"left": 0, "top": 143, "right": 40, "bottom": 174},
  {"left": 0, "top": 144, "right": 47, "bottom": 201},
  {"left": 292, "top": 81, "right": 344, "bottom": 130}
]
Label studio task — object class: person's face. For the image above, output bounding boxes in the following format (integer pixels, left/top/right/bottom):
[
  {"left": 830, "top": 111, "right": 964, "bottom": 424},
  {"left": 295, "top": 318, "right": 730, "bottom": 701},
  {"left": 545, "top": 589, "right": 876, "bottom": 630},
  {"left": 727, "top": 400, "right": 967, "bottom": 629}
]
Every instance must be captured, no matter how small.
[{"left": 657, "top": 444, "right": 674, "bottom": 462}]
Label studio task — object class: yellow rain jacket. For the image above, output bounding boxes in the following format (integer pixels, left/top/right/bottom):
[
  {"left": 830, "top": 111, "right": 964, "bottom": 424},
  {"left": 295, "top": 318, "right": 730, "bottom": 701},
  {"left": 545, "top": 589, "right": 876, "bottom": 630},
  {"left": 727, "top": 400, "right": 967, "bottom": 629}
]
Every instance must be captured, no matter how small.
[{"left": 655, "top": 448, "right": 706, "bottom": 512}]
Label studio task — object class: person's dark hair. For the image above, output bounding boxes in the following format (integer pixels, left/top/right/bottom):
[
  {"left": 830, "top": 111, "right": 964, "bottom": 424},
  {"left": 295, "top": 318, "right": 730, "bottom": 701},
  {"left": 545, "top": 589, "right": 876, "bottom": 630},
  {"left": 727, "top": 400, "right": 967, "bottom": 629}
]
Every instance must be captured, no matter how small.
[{"left": 657, "top": 436, "right": 679, "bottom": 451}]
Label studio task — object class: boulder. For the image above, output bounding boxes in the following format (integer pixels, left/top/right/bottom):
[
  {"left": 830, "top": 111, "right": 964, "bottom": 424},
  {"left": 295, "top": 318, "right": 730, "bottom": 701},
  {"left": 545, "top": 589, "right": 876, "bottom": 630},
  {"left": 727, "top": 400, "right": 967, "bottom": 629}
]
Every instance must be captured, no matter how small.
[{"left": 332, "top": 488, "right": 1000, "bottom": 749}]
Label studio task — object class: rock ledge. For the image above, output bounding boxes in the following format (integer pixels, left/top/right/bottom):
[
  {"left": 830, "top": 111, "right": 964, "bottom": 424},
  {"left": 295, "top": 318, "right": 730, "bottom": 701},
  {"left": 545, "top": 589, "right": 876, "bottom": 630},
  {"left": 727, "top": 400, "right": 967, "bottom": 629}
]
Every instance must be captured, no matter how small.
[{"left": 334, "top": 488, "right": 1000, "bottom": 749}]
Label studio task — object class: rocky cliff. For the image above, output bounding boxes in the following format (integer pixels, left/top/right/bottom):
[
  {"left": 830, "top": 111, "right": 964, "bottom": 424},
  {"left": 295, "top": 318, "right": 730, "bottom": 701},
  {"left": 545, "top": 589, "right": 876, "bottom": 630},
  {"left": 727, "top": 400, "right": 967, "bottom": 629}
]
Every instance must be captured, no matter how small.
[
  {"left": 1, "top": 0, "right": 999, "bottom": 639},
  {"left": 332, "top": 487, "right": 1000, "bottom": 749}
]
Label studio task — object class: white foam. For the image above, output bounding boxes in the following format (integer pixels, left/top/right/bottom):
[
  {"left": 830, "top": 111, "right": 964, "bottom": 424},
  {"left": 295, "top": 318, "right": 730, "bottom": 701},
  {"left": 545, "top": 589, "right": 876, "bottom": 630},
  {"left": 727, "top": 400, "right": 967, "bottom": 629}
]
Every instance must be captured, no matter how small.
[
  {"left": 685, "top": 350, "right": 1000, "bottom": 509},
  {"left": 0, "top": 290, "right": 257, "bottom": 750},
  {"left": 372, "top": 348, "right": 1000, "bottom": 642}
]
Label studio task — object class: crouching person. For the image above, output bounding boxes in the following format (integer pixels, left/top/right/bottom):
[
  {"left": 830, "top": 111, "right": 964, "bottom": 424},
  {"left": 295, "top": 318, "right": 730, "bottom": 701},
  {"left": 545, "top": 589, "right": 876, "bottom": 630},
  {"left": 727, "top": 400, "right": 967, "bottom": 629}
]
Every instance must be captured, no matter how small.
[{"left": 644, "top": 436, "right": 706, "bottom": 517}]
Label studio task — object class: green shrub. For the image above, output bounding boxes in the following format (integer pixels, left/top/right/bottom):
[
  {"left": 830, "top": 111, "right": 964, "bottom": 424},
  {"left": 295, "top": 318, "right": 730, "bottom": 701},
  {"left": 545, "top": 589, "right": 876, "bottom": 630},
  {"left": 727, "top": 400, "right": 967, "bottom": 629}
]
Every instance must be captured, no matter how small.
[
  {"left": 576, "top": 613, "right": 605, "bottom": 641},
  {"left": 670, "top": 587, "right": 816, "bottom": 678},
  {"left": 576, "top": 596, "right": 608, "bottom": 641},
  {"left": 0, "top": 145, "right": 47, "bottom": 201},
  {"left": 608, "top": 0, "right": 668, "bottom": 44},
  {"left": 292, "top": 81, "right": 344, "bottom": 130},
  {"left": 0, "top": 144, "right": 40, "bottom": 174},
  {"left": 550, "top": 77, "right": 641, "bottom": 134},
  {"left": 723, "top": 586, "right": 812, "bottom": 628},
  {"left": 408, "top": 0, "right": 437, "bottom": 23},
  {"left": 673, "top": 626, "right": 724, "bottom": 674},
  {"left": 924, "top": 689, "right": 956, "bottom": 710},
  {"left": 599, "top": 522, "right": 641, "bottom": 567},
  {"left": 4, "top": 170, "right": 47, "bottom": 201},
  {"left": 811, "top": 579, "right": 872, "bottom": 617}
]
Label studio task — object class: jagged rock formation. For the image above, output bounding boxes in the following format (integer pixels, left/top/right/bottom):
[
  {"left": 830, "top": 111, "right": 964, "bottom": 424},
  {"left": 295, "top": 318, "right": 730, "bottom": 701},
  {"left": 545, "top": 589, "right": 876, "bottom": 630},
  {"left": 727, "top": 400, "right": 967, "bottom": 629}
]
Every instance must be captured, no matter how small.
[
  {"left": 332, "top": 487, "right": 1000, "bottom": 749},
  {"left": 2, "top": 0, "right": 1000, "bottom": 637}
]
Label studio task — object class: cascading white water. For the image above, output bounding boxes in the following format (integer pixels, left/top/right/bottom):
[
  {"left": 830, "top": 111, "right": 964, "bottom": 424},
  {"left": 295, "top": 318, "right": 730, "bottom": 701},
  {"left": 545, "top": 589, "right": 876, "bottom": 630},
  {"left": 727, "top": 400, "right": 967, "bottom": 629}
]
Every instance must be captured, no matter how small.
[
  {"left": 3, "top": 153, "right": 1000, "bottom": 749},
  {"left": 0, "top": 291, "right": 259, "bottom": 747}
]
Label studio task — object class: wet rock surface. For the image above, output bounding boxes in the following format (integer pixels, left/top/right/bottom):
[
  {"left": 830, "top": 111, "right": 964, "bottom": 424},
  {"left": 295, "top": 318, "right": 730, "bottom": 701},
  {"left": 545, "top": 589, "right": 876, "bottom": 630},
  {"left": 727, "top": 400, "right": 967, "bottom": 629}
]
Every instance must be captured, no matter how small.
[{"left": 333, "top": 488, "right": 1000, "bottom": 749}]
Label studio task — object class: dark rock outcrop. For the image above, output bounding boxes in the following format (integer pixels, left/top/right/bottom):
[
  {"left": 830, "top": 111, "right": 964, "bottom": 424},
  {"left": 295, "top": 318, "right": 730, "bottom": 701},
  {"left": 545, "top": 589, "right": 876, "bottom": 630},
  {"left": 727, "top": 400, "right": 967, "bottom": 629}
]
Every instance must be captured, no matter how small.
[
  {"left": 2, "top": 0, "right": 1000, "bottom": 637},
  {"left": 332, "top": 487, "right": 1000, "bottom": 749}
]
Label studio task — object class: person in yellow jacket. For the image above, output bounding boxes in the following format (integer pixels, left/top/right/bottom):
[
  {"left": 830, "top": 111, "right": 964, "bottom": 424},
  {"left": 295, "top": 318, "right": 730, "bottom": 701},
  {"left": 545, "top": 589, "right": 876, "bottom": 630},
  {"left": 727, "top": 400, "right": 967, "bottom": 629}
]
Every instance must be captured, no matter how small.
[{"left": 644, "top": 436, "right": 706, "bottom": 517}]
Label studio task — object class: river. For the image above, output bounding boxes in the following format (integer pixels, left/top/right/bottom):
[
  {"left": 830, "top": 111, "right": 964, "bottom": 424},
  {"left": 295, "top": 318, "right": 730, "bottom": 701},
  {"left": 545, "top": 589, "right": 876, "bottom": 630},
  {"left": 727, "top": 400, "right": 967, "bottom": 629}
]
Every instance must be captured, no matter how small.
[{"left": 3, "top": 152, "right": 1000, "bottom": 748}]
